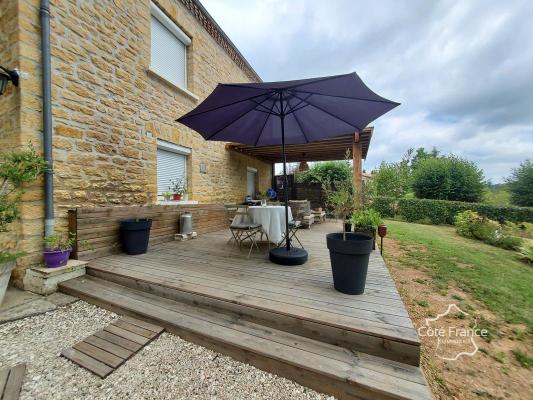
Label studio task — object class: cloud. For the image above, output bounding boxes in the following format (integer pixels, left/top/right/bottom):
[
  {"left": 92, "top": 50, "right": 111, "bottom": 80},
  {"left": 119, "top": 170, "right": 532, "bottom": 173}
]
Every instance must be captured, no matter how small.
[{"left": 202, "top": 0, "right": 533, "bottom": 182}]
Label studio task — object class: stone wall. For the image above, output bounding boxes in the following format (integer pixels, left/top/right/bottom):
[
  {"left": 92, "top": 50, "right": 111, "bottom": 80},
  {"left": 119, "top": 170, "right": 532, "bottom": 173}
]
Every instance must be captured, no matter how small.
[
  {"left": 0, "top": 0, "right": 23, "bottom": 261},
  {"left": 8, "top": 0, "right": 271, "bottom": 286}
]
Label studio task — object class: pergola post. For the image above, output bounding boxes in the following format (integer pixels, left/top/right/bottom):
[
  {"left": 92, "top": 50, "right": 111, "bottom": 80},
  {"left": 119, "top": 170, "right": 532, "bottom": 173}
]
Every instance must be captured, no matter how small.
[{"left": 352, "top": 132, "right": 362, "bottom": 206}]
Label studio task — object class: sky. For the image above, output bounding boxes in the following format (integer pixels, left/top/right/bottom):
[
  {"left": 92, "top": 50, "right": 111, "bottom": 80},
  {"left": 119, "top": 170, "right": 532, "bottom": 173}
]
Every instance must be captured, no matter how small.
[{"left": 201, "top": 0, "right": 533, "bottom": 183}]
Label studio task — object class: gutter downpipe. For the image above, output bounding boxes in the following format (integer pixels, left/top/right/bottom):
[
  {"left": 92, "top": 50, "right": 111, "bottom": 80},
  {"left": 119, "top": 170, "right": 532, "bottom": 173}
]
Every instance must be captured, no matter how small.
[{"left": 40, "top": 0, "right": 54, "bottom": 236}]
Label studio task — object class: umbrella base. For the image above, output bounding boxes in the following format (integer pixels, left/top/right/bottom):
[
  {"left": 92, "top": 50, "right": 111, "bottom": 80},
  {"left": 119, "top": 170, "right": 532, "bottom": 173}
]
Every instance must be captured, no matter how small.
[{"left": 269, "top": 247, "right": 308, "bottom": 265}]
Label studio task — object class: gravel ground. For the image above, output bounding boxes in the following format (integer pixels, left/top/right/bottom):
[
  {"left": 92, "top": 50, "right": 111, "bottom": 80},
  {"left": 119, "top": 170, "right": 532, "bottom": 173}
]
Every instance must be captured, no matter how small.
[{"left": 0, "top": 301, "right": 334, "bottom": 400}]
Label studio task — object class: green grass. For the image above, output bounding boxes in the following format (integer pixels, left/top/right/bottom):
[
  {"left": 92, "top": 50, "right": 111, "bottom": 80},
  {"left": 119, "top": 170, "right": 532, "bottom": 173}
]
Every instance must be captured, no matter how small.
[
  {"left": 512, "top": 350, "right": 532, "bottom": 369},
  {"left": 384, "top": 220, "right": 533, "bottom": 329}
]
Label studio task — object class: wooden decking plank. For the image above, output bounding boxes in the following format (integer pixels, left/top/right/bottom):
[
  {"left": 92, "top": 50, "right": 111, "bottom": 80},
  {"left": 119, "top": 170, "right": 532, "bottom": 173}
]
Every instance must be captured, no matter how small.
[
  {"left": 104, "top": 325, "right": 149, "bottom": 345},
  {"left": 62, "top": 276, "right": 420, "bottom": 366},
  {"left": 0, "top": 368, "right": 9, "bottom": 400},
  {"left": 121, "top": 316, "right": 164, "bottom": 333},
  {"left": 62, "top": 348, "right": 113, "bottom": 378},
  {"left": 85, "top": 335, "right": 133, "bottom": 359},
  {"left": 93, "top": 330, "right": 142, "bottom": 352},
  {"left": 1, "top": 363, "right": 25, "bottom": 400},
  {"left": 111, "top": 320, "right": 159, "bottom": 338},
  {"left": 93, "top": 256, "right": 407, "bottom": 312},
  {"left": 73, "top": 342, "right": 124, "bottom": 368},
  {"left": 59, "top": 277, "right": 430, "bottom": 399},
  {"left": 89, "top": 263, "right": 417, "bottom": 338}
]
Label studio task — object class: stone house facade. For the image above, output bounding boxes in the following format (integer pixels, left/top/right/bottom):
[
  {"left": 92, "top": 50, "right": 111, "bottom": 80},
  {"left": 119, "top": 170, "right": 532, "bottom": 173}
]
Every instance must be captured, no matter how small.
[{"left": 1, "top": 0, "right": 272, "bottom": 286}]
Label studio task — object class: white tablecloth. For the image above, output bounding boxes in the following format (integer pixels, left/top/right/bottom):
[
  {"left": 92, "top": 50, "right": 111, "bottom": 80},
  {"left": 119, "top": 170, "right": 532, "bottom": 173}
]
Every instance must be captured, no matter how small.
[{"left": 232, "top": 206, "right": 293, "bottom": 244}]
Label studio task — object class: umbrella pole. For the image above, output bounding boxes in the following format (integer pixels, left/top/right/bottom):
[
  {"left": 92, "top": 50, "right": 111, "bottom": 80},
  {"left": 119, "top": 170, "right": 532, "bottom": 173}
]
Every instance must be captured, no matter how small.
[{"left": 280, "top": 112, "right": 291, "bottom": 252}]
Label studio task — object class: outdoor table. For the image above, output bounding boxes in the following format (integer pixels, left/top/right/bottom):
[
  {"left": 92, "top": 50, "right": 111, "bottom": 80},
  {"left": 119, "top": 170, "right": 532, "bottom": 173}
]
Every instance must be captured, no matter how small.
[{"left": 232, "top": 206, "right": 293, "bottom": 244}]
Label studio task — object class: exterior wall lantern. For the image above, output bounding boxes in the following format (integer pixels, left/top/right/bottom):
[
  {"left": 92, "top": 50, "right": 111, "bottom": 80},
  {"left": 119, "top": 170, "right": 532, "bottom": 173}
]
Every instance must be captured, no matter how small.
[{"left": 0, "top": 66, "right": 19, "bottom": 95}]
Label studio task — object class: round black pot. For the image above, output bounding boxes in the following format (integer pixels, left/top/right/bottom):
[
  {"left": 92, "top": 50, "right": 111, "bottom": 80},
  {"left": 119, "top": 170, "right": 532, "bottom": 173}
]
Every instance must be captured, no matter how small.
[
  {"left": 344, "top": 222, "right": 352, "bottom": 232},
  {"left": 326, "top": 233, "right": 373, "bottom": 295},
  {"left": 120, "top": 218, "right": 152, "bottom": 255}
]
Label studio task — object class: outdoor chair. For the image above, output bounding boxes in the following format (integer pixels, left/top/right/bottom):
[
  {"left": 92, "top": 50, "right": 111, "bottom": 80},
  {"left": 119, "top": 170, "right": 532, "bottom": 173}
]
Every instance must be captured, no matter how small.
[
  {"left": 229, "top": 206, "right": 263, "bottom": 258},
  {"left": 311, "top": 208, "right": 326, "bottom": 223},
  {"left": 278, "top": 220, "right": 304, "bottom": 249},
  {"left": 288, "top": 200, "right": 314, "bottom": 229},
  {"left": 224, "top": 203, "right": 238, "bottom": 224}
]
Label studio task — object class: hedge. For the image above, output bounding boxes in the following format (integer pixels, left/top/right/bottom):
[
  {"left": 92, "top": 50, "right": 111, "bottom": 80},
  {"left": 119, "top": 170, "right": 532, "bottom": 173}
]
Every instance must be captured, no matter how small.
[{"left": 372, "top": 197, "right": 533, "bottom": 225}]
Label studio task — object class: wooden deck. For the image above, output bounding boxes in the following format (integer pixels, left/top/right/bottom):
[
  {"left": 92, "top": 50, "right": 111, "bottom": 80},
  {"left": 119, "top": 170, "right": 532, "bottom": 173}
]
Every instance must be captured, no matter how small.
[{"left": 60, "top": 221, "right": 430, "bottom": 400}]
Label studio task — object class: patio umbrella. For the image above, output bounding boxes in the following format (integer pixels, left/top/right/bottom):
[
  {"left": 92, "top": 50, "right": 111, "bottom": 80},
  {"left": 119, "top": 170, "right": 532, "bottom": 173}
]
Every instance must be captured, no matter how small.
[{"left": 176, "top": 72, "right": 399, "bottom": 265}]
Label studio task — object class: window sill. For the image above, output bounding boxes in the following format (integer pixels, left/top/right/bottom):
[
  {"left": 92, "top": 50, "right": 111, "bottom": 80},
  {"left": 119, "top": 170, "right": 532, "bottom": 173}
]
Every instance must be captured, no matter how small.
[
  {"left": 157, "top": 200, "right": 198, "bottom": 205},
  {"left": 147, "top": 68, "right": 199, "bottom": 102}
]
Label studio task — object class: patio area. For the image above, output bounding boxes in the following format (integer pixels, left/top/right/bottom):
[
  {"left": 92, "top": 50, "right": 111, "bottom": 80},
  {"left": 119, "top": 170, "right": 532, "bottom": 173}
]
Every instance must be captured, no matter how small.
[{"left": 60, "top": 220, "right": 431, "bottom": 400}]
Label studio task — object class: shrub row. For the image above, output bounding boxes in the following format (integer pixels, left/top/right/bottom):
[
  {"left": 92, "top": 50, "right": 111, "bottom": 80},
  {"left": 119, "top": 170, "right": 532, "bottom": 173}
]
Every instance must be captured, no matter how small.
[{"left": 372, "top": 197, "right": 533, "bottom": 224}]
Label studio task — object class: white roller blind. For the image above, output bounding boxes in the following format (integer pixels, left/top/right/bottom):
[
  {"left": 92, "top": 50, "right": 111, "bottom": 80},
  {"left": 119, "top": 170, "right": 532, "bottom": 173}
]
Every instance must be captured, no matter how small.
[
  {"left": 157, "top": 148, "right": 187, "bottom": 194},
  {"left": 150, "top": 12, "right": 188, "bottom": 88}
]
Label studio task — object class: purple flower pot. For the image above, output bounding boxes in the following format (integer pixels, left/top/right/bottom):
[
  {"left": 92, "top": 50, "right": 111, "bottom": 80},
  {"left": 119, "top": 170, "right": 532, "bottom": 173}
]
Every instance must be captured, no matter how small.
[{"left": 43, "top": 249, "right": 71, "bottom": 268}]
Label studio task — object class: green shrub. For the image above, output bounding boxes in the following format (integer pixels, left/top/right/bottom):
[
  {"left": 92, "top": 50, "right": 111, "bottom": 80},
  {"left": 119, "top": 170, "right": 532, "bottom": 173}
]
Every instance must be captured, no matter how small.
[
  {"left": 518, "top": 243, "right": 533, "bottom": 264},
  {"left": 454, "top": 211, "right": 523, "bottom": 250},
  {"left": 411, "top": 156, "right": 485, "bottom": 202},
  {"left": 351, "top": 209, "right": 383, "bottom": 231},
  {"left": 390, "top": 197, "right": 533, "bottom": 225},
  {"left": 372, "top": 196, "right": 396, "bottom": 218}
]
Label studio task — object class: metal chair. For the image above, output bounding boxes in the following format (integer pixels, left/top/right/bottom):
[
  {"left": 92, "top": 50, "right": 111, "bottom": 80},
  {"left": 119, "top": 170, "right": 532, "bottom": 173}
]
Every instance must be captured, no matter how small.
[
  {"left": 229, "top": 206, "right": 263, "bottom": 257},
  {"left": 278, "top": 220, "right": 304, "bottom": 249}
]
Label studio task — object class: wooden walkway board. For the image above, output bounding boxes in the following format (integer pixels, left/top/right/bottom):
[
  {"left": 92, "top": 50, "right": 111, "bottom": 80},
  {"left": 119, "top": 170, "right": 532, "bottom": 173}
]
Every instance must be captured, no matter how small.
[
  {"left": 0, "top": 363, "right": 26, "bottom": 400},
  {"left": 61, "top": 317, "right": 164, "bottom": 378}
]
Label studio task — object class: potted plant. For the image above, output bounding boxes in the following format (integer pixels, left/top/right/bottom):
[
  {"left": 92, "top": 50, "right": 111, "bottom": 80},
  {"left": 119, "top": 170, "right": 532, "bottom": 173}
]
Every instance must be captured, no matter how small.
[
  {"left": 161, "top": 191, "right": 173, "bottom": 201},
  {"left": 0, "top": 145, "right": 47, "bottom": 304},
  {"left": 170, "top": 178, "right": 187, "bottom": 201},
  {"left": 120, "top": 217, "right": 152, "bottom": 255},
  {"left": 351, "top": 209, "right": 383, "bottom": 250},
  {"left": 324, "top": 180, "right": 373, "bottom": 295},
  {"left": 43, "top": 233, "right": 75, "bottom": 268}
]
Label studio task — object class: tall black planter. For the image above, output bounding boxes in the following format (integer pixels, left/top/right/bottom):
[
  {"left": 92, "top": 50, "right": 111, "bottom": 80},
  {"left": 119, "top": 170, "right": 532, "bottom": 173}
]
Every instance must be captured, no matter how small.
[
  {"left": 326, "top": 233, "right": 373, "bottom": 295},
  {"left": 120, "top": 218, "right": 152, "bottom": 255}
]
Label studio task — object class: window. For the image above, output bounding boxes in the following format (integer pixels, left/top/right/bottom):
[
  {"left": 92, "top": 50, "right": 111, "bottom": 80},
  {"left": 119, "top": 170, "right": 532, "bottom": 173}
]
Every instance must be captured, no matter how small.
[
  {"left": 156, "top": 140, "right": 191, "bottom": 195},
  {"left": 150, "top": 2, "right": 191, "bottom": 89},
  {"left": 247, "top": 167, "right": 257, "bottom": 197}
]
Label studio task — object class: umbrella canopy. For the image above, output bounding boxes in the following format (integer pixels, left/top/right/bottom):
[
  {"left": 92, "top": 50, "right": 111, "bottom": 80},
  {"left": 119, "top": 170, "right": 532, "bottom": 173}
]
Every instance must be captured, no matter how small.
[
  {"left": 176, "top": 72, "right": 399, "bottom": 265},
  {"left": 176, "top": 72, "right": 399, "bottom": 147}
]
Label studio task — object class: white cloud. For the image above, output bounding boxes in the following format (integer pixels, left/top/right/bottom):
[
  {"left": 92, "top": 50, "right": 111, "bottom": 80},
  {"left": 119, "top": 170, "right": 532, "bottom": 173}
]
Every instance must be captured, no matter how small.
[{"left": 202, "top": 0, "right": 533, "bottom": 182}]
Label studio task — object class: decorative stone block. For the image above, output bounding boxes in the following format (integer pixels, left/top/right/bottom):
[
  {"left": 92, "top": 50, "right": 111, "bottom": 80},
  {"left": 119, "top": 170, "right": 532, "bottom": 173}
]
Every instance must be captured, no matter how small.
[
  {"left": 174, "top": 232, "right": 197, "bottom": 241},
  {"left": 23, "top": 260, "right": 88, "bottom": 295}
]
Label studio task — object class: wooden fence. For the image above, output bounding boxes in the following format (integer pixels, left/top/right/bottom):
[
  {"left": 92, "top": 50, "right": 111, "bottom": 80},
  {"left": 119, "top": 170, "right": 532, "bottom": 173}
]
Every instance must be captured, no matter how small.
[{"left": 68, "top": 204, "right": 228, "bottom": 260}]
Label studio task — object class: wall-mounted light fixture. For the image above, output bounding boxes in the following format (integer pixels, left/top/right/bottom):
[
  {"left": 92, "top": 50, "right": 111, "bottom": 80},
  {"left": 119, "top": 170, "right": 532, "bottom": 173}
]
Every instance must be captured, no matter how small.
[{"left": 0, "top": 66, "right": 19, "bottom": 95}]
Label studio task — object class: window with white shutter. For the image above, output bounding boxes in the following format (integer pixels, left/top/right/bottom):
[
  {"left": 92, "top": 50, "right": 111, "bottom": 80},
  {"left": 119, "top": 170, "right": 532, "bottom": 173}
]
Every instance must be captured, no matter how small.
[
  {"left": 156, "top": 140, "right": 190, "bottom": 195},
  {"left": 150, "top": 2, "right": 191, "bottom": 89}
]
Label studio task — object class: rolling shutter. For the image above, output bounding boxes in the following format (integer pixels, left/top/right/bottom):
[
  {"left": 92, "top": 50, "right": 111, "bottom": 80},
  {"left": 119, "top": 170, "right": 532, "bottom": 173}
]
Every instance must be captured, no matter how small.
[
  {"left": 157, "top": 148, "right": 187, "bottom": 194},
  {"left": 150, "top": 14, "right": 188, "bottom": 88}
]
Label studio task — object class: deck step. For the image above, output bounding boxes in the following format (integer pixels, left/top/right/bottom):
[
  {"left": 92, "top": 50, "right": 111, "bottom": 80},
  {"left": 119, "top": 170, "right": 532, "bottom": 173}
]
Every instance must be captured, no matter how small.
[
  {"left": 59, "top": 276, "right": 431, "bottom": 400},
  {"left": 86, "top": 263, "right": 420, "bottom": 366}
]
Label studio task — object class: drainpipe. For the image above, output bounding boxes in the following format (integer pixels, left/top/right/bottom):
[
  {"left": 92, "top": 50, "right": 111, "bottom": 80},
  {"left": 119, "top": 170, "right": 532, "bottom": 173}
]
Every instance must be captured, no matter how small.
[{"left": 40, "top": 0, "right": 54, "bottom": 236}]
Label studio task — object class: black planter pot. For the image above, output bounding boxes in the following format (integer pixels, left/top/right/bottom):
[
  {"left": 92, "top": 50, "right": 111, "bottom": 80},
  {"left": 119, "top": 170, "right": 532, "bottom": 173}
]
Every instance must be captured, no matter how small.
[
  {"left": 326, "top": 233, "right": 373, "bottom": 295},
  {"left": 353, "top": 228, "right": 376, "bottom": 250},
  {"left": 120, "top": 218, "right": 152, "bottom": 255},
  {"left": 344, "top": 222, "right": 352, "bottom": 233}
]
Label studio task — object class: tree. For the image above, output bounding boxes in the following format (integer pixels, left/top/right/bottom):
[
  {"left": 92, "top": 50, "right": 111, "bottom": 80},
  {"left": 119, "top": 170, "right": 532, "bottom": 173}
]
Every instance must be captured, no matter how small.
[
  {"left": 411, "top": 156, "right": 485, "bottom": 202},
  {"left": 506, "top": 160, "right": 533, "bottom": 207},
  {"left": 372, "top": 161, "right": 410, "bottom": 199},
  {"left": 295, "top": 160, "right": 352, "bottom": 185},
  {"left": 411, "top": 146, "right": 439, "bottom": 170}
]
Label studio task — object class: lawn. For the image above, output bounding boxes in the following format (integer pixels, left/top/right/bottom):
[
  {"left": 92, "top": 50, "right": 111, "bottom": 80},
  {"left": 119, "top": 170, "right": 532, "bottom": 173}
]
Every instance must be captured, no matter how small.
[{"left": 383, "top": 219, "right": 532, "bottom": 330}]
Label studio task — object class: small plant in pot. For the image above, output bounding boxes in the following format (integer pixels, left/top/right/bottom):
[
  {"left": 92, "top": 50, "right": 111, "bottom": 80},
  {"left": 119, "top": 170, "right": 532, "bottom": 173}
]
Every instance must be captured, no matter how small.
[
  {"left": 170, "top": 178, "right": 187, "bottom": 201},
  {"left": 351, "top": 209, "right": 383, "bottom": 250},
  {"left": 120, "top": 217, "right": 152, "bottom": 255},
  {"left": 43, "top": 233, "right": 75, "bottom": 268},
  {"left": 324, "top": 180, "right": 374, "bottom": 295},
  {"left": 161, "top": 191, "right": 173, "bottom": 201}
]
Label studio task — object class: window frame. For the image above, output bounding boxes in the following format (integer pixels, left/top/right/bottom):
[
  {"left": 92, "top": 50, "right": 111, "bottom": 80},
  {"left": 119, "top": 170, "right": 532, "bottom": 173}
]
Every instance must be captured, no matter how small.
[
  {"left": 150, "top": 2, "right": 191, "bottom": 90},
  {"left": 156, "top": 139, "right": 191, "bottom": 196}
]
